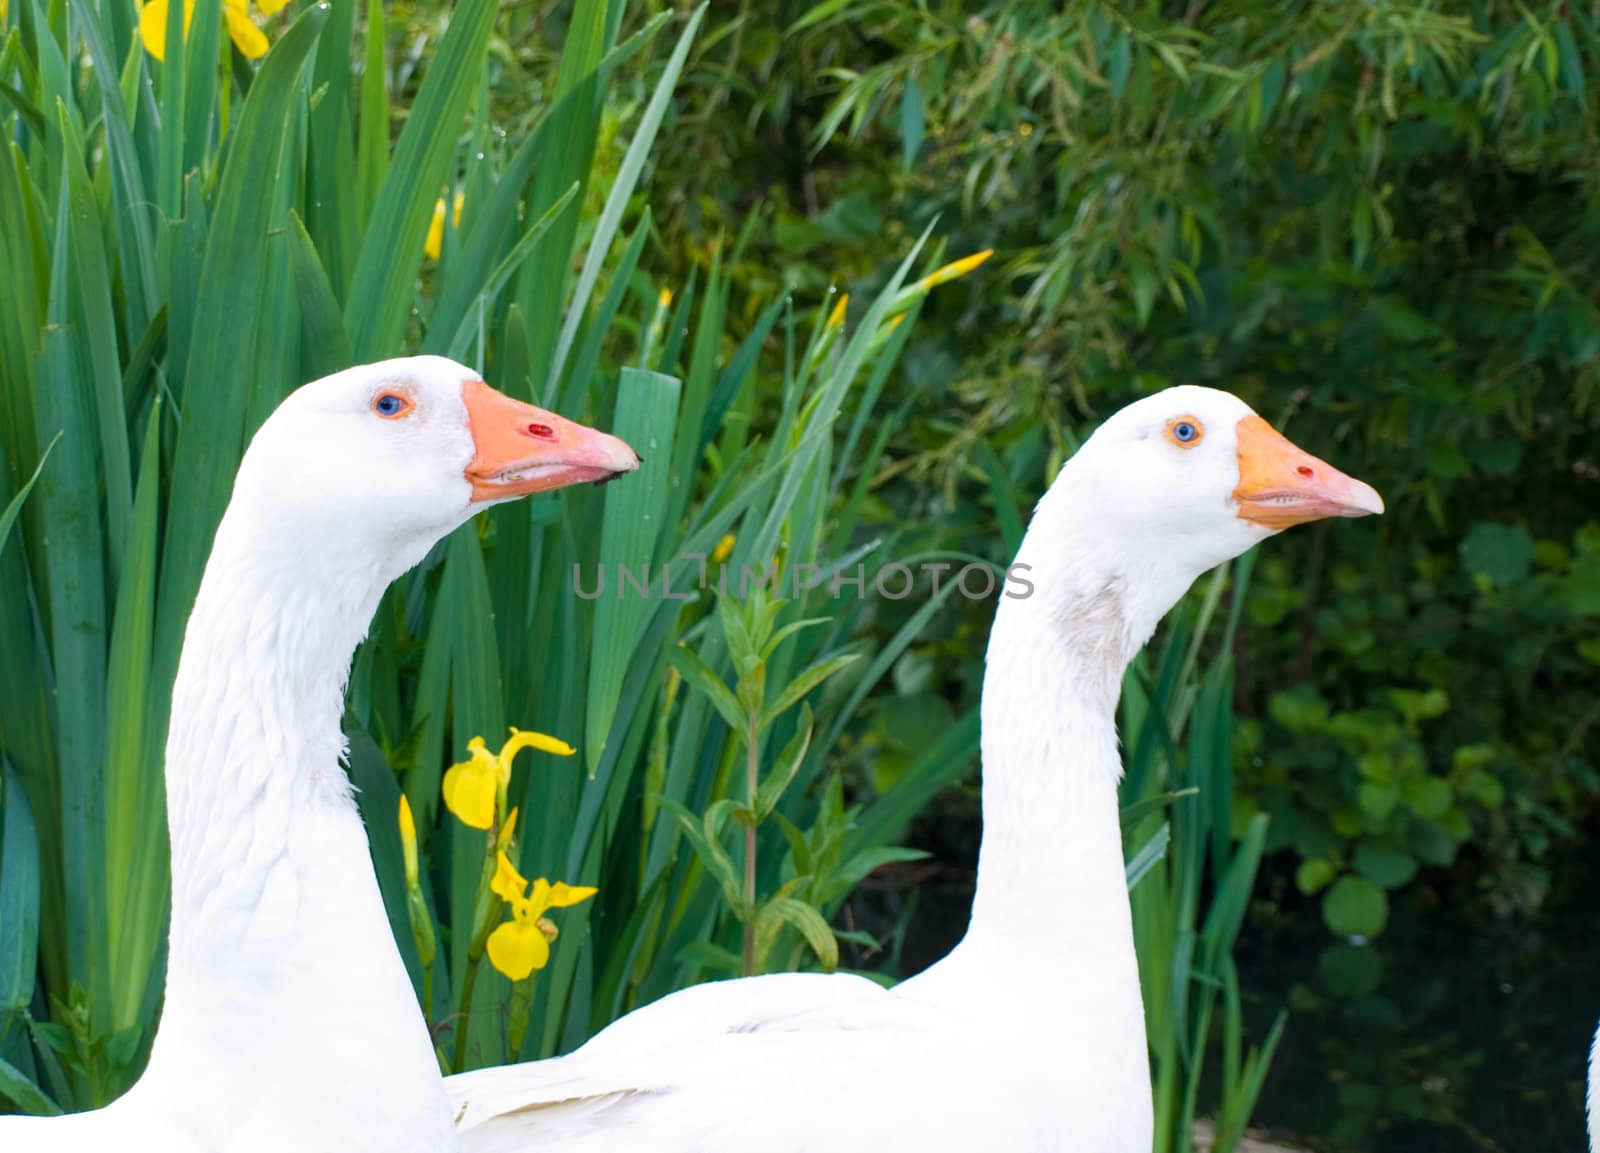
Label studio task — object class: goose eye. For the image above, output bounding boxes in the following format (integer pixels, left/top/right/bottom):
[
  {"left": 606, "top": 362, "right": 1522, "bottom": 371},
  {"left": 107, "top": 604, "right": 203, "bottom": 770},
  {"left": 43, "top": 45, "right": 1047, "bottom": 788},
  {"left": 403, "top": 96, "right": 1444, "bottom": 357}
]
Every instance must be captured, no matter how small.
[
  {"left": 374, "top": 392, "right": 414, "bottom": 419},
  {"left": 1166, "top": 417, "right": 1203, "bottom": 447}
]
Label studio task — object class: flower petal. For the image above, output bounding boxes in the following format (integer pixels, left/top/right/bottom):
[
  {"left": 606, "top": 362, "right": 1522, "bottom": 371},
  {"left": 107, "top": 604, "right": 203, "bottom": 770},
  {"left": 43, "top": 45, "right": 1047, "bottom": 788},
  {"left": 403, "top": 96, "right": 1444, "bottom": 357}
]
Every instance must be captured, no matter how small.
[
  {"left": 256, "top": 0, "right": 290, "bottom": 14},
  {"left": 486, "top": 920, "right": 549, "bottom": 981},
  {"left": 223, "top": 3, "right": 269, "bottom": 59},
  {"left": 490, "top": 851, "right": 529, "bottom": 903},
  {"left": 546, "top": 882, "right": 598, "bottom": 909},
  {"left": 139, "top": 0, "right": 171, "bottom": 59},
  {"left": 501, "top": 727, "right": 577, "bottom": 762},
  {"left": 496, "top": 805, "right": 519, "bottom": 854},
  {"left": 441, "top": 760, "right": 495, "bottom": 830}
]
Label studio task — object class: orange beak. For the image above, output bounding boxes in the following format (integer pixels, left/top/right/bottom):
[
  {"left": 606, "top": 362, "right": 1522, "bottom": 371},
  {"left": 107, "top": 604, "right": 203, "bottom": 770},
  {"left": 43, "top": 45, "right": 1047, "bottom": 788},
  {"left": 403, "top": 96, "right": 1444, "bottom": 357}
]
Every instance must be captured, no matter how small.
[
  {"left": 1233, "top": 415, "right": 1384, "bottom": 529},
  {"left": 462, "top": 380, "right": 640, "bottom": 503}
]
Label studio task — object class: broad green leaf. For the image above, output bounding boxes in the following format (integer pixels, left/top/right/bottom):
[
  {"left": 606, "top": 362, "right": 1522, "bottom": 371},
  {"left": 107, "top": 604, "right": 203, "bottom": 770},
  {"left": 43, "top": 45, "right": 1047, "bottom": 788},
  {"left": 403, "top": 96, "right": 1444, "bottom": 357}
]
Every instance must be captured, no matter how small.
[
  {"left": 345, "top": 0, "right": 498, "bottom": 358},
  {"left": 102, "top": 400, "right": 165, "bottom": 1032},
  {"left": 543, "top": 4, "right": 705, "bottom": 401},
  {"left": 1321, "top": 874, "right": 1389, "bottom": 938},
  {"left": 584, "top": 368, "right": 680, "bottom": 773}
]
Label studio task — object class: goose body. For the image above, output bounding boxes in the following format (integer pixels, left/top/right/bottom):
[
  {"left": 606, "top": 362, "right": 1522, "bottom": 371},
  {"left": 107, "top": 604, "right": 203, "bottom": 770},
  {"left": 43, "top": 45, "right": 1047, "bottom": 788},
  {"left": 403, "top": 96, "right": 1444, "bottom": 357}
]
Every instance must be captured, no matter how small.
[
  {"left": 445, "top": 386, "right": 1383, "bottom": 1153},
  {"left": 1589, "top": 1020, "right": 1598, "bottom": 1150},
  {"left": 1, "top": 357, "right": 639, "bottom": 1152}
]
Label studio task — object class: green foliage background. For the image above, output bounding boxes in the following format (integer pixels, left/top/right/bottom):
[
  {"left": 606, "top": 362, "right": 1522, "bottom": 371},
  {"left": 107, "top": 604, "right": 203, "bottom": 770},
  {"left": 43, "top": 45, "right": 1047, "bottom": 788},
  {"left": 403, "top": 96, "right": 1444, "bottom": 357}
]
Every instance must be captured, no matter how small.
[
  {"left": 0, "top": 0, "right": 1597, "bottom": 1149},
  {"left": 646, "top": 0, "right": 1600, "bottom": 931}
]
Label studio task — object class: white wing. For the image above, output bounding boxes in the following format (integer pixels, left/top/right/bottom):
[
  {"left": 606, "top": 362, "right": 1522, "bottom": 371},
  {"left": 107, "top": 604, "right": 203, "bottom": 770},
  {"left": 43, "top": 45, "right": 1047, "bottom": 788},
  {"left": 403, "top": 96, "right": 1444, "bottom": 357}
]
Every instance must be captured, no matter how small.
[{"left": 446, "top": 971, "right": 1048, "bottom": 1153}]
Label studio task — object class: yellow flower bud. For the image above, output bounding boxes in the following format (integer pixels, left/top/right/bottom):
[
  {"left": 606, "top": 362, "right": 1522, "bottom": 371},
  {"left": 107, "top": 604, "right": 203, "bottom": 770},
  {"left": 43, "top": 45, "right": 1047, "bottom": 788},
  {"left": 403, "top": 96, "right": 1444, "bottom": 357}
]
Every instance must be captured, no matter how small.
[
  {"left": 398, "top": 795, "right": 419, "bottom": 889},
  {"left": 916, "top": 249, "right": 993, "bottom": 292},
  {"left": 424, "top": 191, "right": 465, "bottom": 260}
]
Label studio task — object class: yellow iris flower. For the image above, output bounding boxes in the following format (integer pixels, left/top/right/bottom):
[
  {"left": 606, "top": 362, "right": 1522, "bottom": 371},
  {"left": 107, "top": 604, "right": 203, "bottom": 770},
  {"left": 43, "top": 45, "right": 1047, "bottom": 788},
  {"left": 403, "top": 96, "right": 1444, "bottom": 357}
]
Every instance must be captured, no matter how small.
[
  {"left": 442, "top": 728, "right": 574, "bottom": 830},
  {"left": 139, "top": 0, "right": 286, "bottom": 62},
  {"left": 424, "top": 192, "right": 465, "bottom": 260},
  {"left": 485, "top": 852, "right": 596, "bottom": 981}
]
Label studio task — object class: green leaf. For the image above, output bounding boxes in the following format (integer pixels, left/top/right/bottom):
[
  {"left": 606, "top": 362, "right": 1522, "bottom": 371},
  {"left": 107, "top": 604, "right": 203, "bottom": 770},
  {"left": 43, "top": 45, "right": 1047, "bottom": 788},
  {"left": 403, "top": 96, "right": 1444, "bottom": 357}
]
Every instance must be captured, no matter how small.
[
  {"left": 666, "top": 646, "right": 745, "bottom": 734},
  {"left": 759, "top": 897, "right": 838, "bottom": 972},
  {"left": 345, "top": 0, "right": 499, "bottom": 358},
  {"left": 1318, "top": 944, "right": 1383, "bottom": 998},
  {"left": 1352, "top": 841, "right": 1418, "bottom": 889},
  {"left": 285, "top": 210, "right": 353, "bottom": 380},
  {"left": 585, "top": 368, "right": 681, "bottom": 773},
  {"left": 656, "top": 796, "right": 742, "bottom": 914},
  {"left": 544, "top": 4, "right": 705, "bottom": 401},
  {"left": 0, "top": 1055, "right": 60, "bottom": 1116},
  {"left": 0, "top": 429, "right": 58, "bottom": 559},
  {"left": 1125, "top": 821, "right": 1170, "bottom": 892},
  {"left": 1459, "top": 522, "right": 1534, "bottom": 585},
  {"left": 1460, "top": 769, "right": 1505, "bottom": 810},
  {"left": 1356, "top": 781, "right": 1398, "bottom": 822},
  {"left": 899, "top": 72, "right": 924, "bottom": 169},
  {"left": 1294, "top": 857, "right": 1336, "bottom": 895},
  {"left": 760, "top": 616, "right": 832, "bottom": 664},
  {"left": 102, "top": 400, "right": 166, "bottom": 1033},
  {"left": 1321, "top": 874, "right": 1389, "bottom": 938},
  {"left": 0, "top": 760, "right": 41, "bottom": 1012},
  {"left": 1403, "top": 776, "right": 1452, "bottom": 820},
  {"left": 1119, "top": 787, "right": 1200, "bottom": 831},
  {"left": 444, "top": 182, "right": 581, "bottom": 359},
  {"left": 761, "top": 652, "right": 860, "bottom": 728},
  {"left": 755, "top": 706, "right": 813, "bottom": 822},
  {"left": 156, "top": 1, "right": 330, "bottom": 749}
]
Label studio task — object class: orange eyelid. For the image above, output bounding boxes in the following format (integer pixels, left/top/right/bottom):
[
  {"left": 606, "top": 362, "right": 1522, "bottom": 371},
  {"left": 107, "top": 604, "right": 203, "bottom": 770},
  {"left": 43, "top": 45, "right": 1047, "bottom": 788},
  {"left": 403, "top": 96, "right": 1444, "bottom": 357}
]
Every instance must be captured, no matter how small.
[
  {"left": 1165, "top": 415, "right": 1205, "bottom": 448},
  {"left": 373, "top": 390, "right": 416, "bottom": 420}
]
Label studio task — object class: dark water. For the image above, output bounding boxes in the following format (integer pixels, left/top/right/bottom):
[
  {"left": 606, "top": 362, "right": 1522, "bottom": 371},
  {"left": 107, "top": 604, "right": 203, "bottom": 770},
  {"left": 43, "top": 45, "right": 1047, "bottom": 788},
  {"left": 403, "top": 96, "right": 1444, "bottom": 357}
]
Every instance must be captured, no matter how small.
[{"left": 1236, "top": 847, "right": 1596, "bottom": 1153}]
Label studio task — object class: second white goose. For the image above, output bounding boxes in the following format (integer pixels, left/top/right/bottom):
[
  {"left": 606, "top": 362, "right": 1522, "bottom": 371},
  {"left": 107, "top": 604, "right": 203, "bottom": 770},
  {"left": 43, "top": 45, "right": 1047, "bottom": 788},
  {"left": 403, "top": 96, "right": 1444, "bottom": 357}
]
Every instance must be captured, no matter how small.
[{"left": 444, "top": 385, "right": 1383, "bottom": 1153}]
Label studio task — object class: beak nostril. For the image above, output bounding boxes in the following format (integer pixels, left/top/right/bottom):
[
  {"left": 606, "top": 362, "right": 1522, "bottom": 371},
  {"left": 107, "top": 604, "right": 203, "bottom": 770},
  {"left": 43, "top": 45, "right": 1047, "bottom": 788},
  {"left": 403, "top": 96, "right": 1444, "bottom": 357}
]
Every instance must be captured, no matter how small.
[
  {"left": 1297, "top": 465, "right": 1314, "bottom": 478},
  {"left": 526, "top": 422, "right": 555, "bottom": 440}
]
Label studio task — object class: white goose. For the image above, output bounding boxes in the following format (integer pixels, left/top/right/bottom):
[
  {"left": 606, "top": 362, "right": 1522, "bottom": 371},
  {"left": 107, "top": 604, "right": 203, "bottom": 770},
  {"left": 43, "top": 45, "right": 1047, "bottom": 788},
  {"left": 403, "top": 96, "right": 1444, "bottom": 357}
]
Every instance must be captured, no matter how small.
[
  {"left": 443, "top": 386, "right": 1382, "bottom": 1153},
  {"left": 1589, "top": 1021, "right": 1598, "bottom": 1150},
  {"left": 1, "top": 356, "right": 640, "bottom": 1153}
]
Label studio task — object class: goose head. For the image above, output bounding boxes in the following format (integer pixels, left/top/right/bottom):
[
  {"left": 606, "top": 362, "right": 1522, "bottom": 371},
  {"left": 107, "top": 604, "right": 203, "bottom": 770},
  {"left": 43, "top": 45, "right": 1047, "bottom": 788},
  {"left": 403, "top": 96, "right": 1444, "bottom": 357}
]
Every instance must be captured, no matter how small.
[
  {"left": 1030, "top": 385, "right": 1383, "bottom": 643},
  {"left": 228, "top": 355, "right": 640, "bottom": 582}
]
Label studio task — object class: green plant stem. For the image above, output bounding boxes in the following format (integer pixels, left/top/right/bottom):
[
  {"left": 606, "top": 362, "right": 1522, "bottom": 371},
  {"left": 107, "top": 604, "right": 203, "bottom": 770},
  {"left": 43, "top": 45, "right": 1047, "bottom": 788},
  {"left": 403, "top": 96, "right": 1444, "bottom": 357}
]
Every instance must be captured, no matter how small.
[
  {"left": 453, "top": 955, "right": 481, "bottom": 1072},
  {"left": 742, "top": 712, "right": 758, "bottom": 977},
  {"left": 507, "top": 973, "right": 538, "bottom": 1058}
]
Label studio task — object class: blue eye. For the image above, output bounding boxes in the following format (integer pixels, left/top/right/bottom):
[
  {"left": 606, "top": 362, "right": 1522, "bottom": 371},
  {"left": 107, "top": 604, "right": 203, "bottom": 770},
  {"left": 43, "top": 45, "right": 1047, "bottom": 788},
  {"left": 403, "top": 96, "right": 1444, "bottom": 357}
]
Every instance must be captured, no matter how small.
[
  {"left": 375, "top": 393, "right": 405, "bottom": 417},
  {"left": 1173, "top": 421, "right": 1197, "bottom": 443}
]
